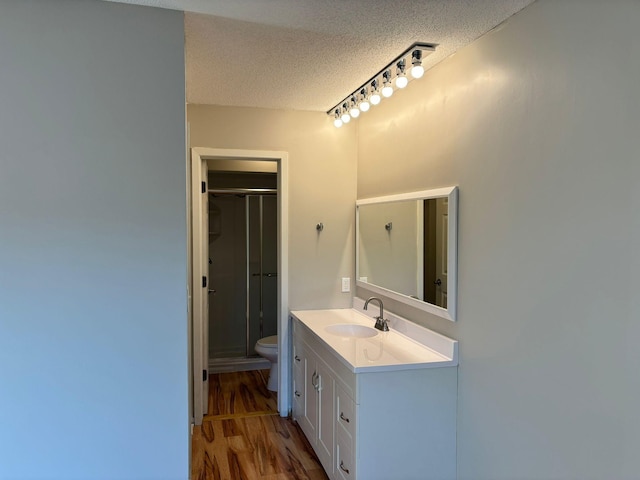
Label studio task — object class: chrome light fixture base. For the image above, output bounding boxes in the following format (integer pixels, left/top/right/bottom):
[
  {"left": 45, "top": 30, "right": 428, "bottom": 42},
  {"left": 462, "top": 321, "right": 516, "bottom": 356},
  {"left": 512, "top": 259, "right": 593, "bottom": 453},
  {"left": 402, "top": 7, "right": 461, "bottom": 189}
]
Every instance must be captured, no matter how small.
[{"left": 327, "top": 42, "right": 436, "bottom": 127}]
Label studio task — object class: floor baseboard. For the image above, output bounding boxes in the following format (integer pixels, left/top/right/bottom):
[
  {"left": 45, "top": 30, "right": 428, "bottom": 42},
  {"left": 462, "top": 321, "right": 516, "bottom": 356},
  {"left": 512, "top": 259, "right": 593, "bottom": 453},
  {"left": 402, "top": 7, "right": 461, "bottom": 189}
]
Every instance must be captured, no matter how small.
[{"left": 208, "top": 356, "right": 270, "bottom": 374}]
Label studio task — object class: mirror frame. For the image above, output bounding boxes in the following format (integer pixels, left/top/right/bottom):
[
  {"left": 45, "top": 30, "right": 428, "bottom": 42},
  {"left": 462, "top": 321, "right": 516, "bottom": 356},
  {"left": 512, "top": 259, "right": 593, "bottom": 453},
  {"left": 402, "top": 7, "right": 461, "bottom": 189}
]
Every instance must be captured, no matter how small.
[{"left": 356, "top": 186, "right": 458, "bottom": 321}]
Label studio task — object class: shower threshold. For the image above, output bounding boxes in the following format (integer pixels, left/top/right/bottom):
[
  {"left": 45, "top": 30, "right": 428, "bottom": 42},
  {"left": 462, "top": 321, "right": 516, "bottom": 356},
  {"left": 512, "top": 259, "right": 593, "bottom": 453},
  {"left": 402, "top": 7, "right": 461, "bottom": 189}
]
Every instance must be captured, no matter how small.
[{"left": 208, "top": 356, "right": 270, "bottom": 374}]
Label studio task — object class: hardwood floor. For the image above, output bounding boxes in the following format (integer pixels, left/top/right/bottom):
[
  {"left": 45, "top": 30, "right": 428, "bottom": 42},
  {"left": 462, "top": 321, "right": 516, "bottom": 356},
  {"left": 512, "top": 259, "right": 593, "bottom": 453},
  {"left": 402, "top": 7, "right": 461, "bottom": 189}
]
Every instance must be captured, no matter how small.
[
  {"left": 192, "top": 370, "right": 328, "bottom": 480},
  {"left": 206, "top": 370, "right": 278, "bottom": 418}
]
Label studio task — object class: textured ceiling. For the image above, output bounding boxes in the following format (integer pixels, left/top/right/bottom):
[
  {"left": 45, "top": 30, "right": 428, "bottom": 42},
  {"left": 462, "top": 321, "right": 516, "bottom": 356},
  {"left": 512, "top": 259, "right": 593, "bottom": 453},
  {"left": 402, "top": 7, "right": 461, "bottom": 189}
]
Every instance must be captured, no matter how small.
[{"left": 103, "top": 0, "right": 535, "bottom": 111}]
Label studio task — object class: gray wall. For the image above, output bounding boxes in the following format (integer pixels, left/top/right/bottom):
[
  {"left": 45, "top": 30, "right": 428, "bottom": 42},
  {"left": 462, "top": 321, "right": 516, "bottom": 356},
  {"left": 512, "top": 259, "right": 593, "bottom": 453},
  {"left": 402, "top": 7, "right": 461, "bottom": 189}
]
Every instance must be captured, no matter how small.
[
  {"left": 357, "top": 0, "right": 640, "bottom": 478},
  {"left": 0, "top": 1, "right": 188, "bottom": 478}
]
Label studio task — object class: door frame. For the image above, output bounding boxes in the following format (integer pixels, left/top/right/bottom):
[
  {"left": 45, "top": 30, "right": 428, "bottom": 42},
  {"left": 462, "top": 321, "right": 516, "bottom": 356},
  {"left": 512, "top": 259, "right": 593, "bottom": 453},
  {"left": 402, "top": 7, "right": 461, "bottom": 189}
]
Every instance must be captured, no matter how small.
[
  {"left": 190, "top": 147, "right": 290, "bottom": 418},
  {"left": 190, "top": 152, "right": 209, "bottom": 426}
]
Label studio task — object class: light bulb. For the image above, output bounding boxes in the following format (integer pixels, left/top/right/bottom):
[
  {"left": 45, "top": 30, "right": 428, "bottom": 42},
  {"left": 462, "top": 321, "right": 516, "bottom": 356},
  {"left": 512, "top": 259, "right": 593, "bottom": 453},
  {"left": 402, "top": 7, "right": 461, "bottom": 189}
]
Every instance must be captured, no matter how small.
[
  {"left": 348, "top": 96, "right": 359, "bottom": 117},
  {"left": 358, "top": 88, "right": 369, "bottom": 112},
  {"left": 349, "top": 96, "right": 360, "bottom": 118},
  {"left": 382, "top": 70, "right": 393, "bottom": 97},
  {"left": 341, "top": 103, "right": 350, "bottom": 123},
  {"left": 410, "top": 64, "right": 424, "bottom": 79},
  {"left": 395, "top": 60, "right": 408, "bottom": 89},
  {"left": 333, "top": 109, "right": 343, "bottom": 128},
  {"left": 411, "top": 49, "right": 424, "bottom": 78},
  {"left": 369, "top": 80, "right": 381, "bottom": 105}
]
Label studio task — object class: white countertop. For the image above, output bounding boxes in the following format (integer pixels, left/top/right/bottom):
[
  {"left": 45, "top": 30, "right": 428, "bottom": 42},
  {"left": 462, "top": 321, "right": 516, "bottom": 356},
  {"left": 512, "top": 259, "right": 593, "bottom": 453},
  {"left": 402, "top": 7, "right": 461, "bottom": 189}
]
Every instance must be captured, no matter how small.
[{"left": 290, "top": 308, "right": 458, "bottom": 373}]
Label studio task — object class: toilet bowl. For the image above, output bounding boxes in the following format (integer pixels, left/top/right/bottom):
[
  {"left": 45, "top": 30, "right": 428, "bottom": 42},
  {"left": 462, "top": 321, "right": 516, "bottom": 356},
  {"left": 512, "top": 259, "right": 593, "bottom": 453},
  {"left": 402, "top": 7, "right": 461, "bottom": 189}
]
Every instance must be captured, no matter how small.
[{"left": 255, "top": 335, "right": 278, "bottom": 392}]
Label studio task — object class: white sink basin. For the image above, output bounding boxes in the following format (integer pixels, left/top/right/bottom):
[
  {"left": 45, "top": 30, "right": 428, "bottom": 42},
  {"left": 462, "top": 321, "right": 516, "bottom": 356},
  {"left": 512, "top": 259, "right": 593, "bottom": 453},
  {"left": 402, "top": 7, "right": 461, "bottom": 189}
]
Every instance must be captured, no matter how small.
[{"left": 325, "top": 324, "right": 378, "bottom": 338}]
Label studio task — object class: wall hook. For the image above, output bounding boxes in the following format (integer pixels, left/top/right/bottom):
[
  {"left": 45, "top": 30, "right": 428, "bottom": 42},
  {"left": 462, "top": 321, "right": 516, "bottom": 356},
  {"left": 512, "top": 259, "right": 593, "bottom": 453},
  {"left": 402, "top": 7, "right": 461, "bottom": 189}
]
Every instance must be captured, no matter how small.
[
  {"left": 385, "top": 222, "right": 393, "bottom": 231},
  {"left": 316, "top": 222, "right": 324, "bottom": 232}
]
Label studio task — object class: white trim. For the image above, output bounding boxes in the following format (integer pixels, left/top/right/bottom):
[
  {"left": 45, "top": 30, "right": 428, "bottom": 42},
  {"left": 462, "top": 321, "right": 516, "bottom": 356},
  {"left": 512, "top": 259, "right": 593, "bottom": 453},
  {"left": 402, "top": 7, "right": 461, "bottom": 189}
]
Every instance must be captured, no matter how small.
[
  {"left": 190, "top": 148, "right": 290, "bottom": 417},
  {"left": 356, "top": 186, "right": 459, "bottom": 321},
  {"left": 416, "top": 199, "right": 424, "bottom": 300},
  {"left": 356, "top": 187, "right": 454, "bottom": 206},
  {"left": 190, "top": 150, "right": 208, "bottom": 425}
]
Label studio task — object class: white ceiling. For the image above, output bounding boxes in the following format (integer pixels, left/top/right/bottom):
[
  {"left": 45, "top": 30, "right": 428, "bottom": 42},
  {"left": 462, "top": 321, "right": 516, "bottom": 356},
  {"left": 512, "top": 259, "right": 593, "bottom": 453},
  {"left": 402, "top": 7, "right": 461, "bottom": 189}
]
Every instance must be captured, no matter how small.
[{"left": 104, "top": 0, "right": 535, "bottom": 111}]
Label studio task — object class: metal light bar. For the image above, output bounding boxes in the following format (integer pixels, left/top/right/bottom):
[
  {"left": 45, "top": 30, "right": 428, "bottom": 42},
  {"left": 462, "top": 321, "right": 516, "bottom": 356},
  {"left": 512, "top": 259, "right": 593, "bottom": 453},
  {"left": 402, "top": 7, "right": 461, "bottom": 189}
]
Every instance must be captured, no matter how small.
[{"left": 327, "top": 42, "right": 436, "bottom": 126}]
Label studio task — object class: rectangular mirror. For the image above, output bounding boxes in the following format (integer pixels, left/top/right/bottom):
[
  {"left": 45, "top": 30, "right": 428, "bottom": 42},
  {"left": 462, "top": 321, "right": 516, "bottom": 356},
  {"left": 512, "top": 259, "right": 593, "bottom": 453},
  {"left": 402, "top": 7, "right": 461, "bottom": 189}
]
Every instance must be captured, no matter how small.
[{"left": 356, "top": 186, "right": 458, "bottom": 321}]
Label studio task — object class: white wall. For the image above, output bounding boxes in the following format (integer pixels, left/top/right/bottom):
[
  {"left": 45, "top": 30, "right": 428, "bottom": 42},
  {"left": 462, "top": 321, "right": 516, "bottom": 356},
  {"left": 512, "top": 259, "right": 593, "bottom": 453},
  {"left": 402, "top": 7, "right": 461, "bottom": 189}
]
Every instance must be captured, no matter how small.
[
  {"left": 188, "top": 105, "right": 358, "bottom": 310},
  {"left": 0, "top": 1, "right": 188, "bottom": 478},
  {"left": 357, "top": 0, "right": 640, "bottom": 478}
]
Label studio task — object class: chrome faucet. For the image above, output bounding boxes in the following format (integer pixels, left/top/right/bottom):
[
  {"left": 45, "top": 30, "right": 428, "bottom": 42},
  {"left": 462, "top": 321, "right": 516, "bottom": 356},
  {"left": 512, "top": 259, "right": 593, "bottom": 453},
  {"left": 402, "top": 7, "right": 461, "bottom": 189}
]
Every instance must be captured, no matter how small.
[{"left": 363, "top": 297, "right": 389, "bottom": 331}]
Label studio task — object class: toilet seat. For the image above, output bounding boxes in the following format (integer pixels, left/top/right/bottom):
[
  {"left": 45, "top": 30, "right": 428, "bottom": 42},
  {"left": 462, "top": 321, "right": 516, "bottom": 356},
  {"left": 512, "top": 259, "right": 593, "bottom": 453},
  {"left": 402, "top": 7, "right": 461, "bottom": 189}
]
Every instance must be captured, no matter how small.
[{"left": 256, "top": 335, "right": 278, "bottom": 348}]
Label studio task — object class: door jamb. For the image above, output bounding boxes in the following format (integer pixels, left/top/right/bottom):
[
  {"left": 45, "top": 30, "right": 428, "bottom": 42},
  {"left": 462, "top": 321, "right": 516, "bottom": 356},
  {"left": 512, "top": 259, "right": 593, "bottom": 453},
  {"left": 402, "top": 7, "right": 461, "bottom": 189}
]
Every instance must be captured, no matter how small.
[{"left": 190, "top": 147, "right": 290, "bottom": 417}]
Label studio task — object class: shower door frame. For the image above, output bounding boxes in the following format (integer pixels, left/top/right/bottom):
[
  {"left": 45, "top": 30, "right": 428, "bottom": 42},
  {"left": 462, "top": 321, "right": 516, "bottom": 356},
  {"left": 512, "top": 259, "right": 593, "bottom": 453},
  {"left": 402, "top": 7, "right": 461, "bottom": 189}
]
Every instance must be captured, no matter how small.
[
  {"left": 190, "top": 148, "right": 289, "bottom": 422},
  {"left": 245, "top": 194, "right": 278, "bottom": 354}
]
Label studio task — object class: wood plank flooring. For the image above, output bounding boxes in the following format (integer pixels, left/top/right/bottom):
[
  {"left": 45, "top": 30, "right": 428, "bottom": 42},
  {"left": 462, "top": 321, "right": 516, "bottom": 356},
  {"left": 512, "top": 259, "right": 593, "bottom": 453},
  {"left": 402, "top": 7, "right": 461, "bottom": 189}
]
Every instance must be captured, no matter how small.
[
  {"left": 206, "top": 370, "right": 278, "bottom": 418},
  {"left": 192, "top": 370, "right": 328, "bottom": 480}
]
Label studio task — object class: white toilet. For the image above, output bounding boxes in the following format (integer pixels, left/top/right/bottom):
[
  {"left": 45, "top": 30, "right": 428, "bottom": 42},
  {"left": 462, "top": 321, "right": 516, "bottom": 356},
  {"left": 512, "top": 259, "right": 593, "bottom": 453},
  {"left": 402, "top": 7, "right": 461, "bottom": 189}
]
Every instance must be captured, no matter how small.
[{"left": 255, "top": 335, "right": 279, "bottom": 392}]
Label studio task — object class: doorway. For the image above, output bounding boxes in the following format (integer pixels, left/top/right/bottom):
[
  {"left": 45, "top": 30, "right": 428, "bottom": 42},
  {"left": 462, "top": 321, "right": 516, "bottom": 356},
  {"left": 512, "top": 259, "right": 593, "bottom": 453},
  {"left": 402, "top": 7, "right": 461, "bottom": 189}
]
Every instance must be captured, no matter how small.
[
  {"left": 190, "top": 148, "right": 289, "bottom": 425},
  {"left": 207, "top": 170, "right": 278, "bottom": 370}
]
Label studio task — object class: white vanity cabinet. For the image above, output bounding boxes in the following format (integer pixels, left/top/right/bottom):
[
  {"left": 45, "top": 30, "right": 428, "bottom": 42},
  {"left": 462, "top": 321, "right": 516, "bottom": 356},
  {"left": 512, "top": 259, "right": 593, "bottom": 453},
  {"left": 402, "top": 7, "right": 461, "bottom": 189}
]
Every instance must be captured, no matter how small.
[
  {"left": 291, "top": 310, "right": 458, "bottom": 480},
  {"left": 292, "top": 324, "right": 336, "bottom": 475}
]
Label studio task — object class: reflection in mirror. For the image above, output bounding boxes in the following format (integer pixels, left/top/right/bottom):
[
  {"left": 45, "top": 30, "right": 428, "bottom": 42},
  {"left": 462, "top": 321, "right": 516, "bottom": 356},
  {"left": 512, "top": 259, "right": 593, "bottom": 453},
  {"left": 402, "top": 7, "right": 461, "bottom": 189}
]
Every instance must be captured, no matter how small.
[
  {"left": 356, "top": 187, "right": 458, "bottom": 321},
  {"left": 423, "top": 197, "right": 448, "bottom": 308}
]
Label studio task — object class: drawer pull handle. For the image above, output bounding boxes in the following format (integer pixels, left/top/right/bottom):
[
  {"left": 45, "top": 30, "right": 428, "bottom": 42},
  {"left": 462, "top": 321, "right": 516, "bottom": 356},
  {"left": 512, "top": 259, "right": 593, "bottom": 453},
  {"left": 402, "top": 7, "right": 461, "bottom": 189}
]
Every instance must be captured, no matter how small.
[
  {"left": 295, "top": 390, "right": 301, "bottom": 397},
  {"left": 339, "top": 461, "right": 350, "bottom": 474},
  {"left": 340, "top": 412, "right": 350, "bottom": 423},
  {"left": 294, "top": 355, "right": 301, "bottom": 362}
]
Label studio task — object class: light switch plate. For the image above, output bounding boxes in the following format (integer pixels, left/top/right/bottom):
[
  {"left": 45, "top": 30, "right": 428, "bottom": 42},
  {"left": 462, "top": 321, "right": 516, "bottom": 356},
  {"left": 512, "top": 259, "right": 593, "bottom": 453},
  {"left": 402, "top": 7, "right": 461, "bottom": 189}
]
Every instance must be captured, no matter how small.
[{"left": 341, "top": 277, "right": 350, "bottom": 293}]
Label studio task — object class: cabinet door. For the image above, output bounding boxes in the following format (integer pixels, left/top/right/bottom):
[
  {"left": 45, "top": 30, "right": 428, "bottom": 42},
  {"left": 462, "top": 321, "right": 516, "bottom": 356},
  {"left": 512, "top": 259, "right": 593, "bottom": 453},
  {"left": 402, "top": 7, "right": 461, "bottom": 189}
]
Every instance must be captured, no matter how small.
[
  {"left": 315, "top": 360, "right": 335, "bottom": 474},
  {"left": 300, "top": 343, "right": 318, "bottom": 443},
  {"left": 292, "top": 341, "right": 305, "bottom": 422}
]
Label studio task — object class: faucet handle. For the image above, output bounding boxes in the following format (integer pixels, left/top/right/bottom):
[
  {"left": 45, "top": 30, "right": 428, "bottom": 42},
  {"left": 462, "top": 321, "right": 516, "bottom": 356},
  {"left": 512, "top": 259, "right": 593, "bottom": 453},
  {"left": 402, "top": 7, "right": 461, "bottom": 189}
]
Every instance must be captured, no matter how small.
[{"left": 374, "top": 316, "right": 389, "bottom": 332}]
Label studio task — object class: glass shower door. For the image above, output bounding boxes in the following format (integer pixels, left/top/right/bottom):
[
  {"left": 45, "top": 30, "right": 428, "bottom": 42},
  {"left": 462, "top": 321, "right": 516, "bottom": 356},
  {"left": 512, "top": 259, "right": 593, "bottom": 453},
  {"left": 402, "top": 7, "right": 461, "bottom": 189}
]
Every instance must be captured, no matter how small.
[
  {"left": 247, "top": 195, "right": 278, "bottom": 355},
  {"left": 208, "top": 195, "right": 247, "bottom": 359}
]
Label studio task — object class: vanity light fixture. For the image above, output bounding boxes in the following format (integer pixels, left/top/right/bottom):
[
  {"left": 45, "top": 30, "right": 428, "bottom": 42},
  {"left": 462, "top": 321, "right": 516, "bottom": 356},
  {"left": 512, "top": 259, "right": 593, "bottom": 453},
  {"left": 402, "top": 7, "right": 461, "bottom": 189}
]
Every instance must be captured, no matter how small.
[{"left": 327, "top": 42, "right": 435, "bottom": 127}]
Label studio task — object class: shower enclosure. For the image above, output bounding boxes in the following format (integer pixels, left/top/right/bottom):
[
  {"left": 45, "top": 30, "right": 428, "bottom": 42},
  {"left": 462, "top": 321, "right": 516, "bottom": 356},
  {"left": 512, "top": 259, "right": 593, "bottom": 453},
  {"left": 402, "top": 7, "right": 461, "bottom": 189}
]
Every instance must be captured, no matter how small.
[{"left": 207, "top": 171, "right": 278, "bottom": 372}]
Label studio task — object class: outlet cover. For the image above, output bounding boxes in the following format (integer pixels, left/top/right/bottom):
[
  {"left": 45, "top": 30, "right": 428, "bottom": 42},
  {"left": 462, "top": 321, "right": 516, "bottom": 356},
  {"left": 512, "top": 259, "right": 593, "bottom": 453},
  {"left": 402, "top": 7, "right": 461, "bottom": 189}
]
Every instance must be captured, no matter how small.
[{"left": 341, "top": 277, "right": 351, "bottom": 293}]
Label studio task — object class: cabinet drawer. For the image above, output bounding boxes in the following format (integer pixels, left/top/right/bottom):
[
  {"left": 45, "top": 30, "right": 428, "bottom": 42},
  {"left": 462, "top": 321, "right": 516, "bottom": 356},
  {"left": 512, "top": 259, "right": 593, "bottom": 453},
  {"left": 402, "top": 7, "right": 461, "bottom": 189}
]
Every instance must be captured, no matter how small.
[
  {"left": 336, "top": 384, "right": 356, "bottom": 441},
  {"left": 335, "top": 435, "right": 356, "bottom": 480}
]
